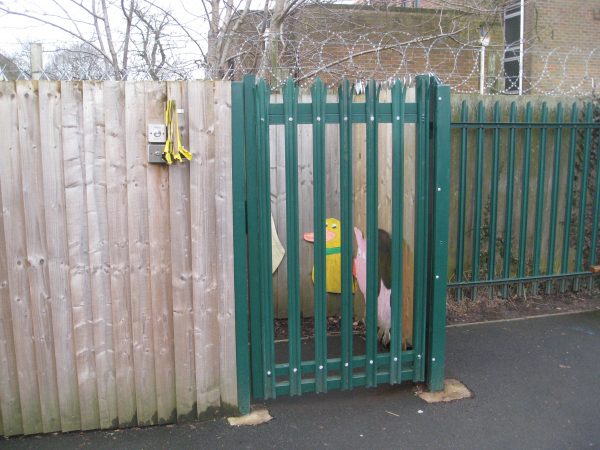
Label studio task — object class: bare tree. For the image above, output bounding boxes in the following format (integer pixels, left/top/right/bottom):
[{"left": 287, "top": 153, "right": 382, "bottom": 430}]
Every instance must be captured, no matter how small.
[
  {"left": 45, "top": 42, "right": 108, "bottom": 79},
  {"left": 0, "top": 0, "right": 192, "bottom": 80}
]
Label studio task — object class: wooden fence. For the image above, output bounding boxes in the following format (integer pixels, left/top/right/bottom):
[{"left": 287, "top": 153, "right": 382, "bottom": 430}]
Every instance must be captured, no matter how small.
[{"left": 0, "top": 80, "right": 237, "bottom": 436}]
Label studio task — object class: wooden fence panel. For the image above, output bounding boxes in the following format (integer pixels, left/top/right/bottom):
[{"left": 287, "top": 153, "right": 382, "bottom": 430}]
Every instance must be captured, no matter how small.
[
  {"left": 188, "top": 81, "right": 221, "bottom": 416},
  {"left": 0, "top": 80, "right": 248, "bottom": 436},
  {"left": 166, "top": 81, "right": 197, "bottom": 421},
  {"left": 125, "top": 81, "right": 158, "bottom": 426},
  {"left": 61, "top": 81, "right": 101, "bottom": 431},
  {"left": 83, "top": 81, "right": 118, "bottom": 429},
  {"left": 104, "top": 81, "right": 137, "bottom": 427},
  {"left": 16, "top": 81, "right": 61, "bottom": 433},
  {"left": 0, "top": 120, "right": 23, "bottom": 436},
  {"left": 214, "top": 81, "right": 238, "bottom": 408},
  {"left": 145, "top": 82, "right": 177, "bottom": 424},
  {"left": 0, "top": 82, "right": 42, "bottom": 435},
  {"left": 39, "top": 81, "right": 81, "bottom": 432}
]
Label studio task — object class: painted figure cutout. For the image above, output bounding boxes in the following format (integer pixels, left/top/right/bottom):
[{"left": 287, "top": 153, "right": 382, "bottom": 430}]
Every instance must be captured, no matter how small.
[
  {"left": 303, "top": 218, "right": 356, "bottom": 294},
  {"left": 353, "top": 227, "right": 393, "bottom": 346}
]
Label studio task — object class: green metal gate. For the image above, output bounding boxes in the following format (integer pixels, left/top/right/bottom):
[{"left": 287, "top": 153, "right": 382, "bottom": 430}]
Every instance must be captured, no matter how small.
[{"left": 231, "top": 75, "right": 451, "bottom": 414}]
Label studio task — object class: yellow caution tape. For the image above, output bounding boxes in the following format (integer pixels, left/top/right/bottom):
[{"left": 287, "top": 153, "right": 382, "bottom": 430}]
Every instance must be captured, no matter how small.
[{"left": 163, "top": 99, "right": 191, "bottom": 165}]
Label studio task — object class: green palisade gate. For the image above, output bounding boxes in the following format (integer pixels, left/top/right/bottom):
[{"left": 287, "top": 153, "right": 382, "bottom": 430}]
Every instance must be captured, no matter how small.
[{"left": 231, "top": 75, "right": 451, "bottom": 413}]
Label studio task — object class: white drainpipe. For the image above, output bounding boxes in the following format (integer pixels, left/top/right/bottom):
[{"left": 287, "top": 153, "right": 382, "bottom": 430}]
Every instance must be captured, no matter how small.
[{"left": 519, "top": 0, "right": 524, "bottom": 95}]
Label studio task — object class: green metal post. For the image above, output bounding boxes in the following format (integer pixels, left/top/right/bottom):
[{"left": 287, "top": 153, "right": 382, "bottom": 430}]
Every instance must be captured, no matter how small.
[
  {"left": 390, "top": 80, "right": 406, "bottom": 384},
  {"left": 311, "top": 78, "right": 327, "bottom": 393},
  {"left": 365, "top": 79, "right": 379, "bottom": 387},
  {"left": 517, "top": 103, "right": 533, "bottom": 295},
  {"left": 574, "top": 103, "right": 593, "bottom": 291},
  {"left": 283, "top": 78, "right": 301, "bottom": 395},
  {"left": 427, "top": 79, "right": 450, "bottom": 391},
  {"left": 532, "top": 103, "right": 548, "bottom": 296},
  {"left": 502, "top": 102, "right": 518, "bottom": 298},
  {"left": 456, "top": 101, "right": 468, "bottom": 301},
  {"left": 471, "top": 101, "right": 485, "bottom": 299},
  {"left": 256, "top": 79, "right": 276, "bottom": 399},
  {"left": 243, "top": 75, "right": 265, "bottom": 400},
  {"left": 546, "top": 103, "right": 564, "bottom": 292},
  {"left": 413, "top": 75, "right": 430, "bottom": 381},
  {"left": 339, "top": 79, "right": 354, "bottom": 390},
  {"left": 232, "top": 81, "right": 251, "bottom": 414},
  {"left": 560, "top": 103, "right": 579, "bottom": 293},
  {"left": 590, "top": 119, "right": 600, "bottom": 286},
  {"left": 487, "top": 102, "right": 501, "bottom": 298}
]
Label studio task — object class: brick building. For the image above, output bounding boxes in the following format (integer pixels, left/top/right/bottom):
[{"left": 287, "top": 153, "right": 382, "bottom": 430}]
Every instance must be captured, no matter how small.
[{"left": 230, "top": 0, "right": 599, "bottom": 94}]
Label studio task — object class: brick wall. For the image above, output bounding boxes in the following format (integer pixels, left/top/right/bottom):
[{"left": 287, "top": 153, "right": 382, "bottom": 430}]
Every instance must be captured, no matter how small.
[
  {"left": 231, "top": 4, "right": 503, "bottom": 90},
  {"left": 524, "top": 0, "right": 600, "bottom": 93}
]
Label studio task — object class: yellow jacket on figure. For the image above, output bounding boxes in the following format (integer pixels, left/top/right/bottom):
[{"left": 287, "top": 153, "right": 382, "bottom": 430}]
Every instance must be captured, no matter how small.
[{"left": 303, "top": 218, "right": 356, "bottom": 294}]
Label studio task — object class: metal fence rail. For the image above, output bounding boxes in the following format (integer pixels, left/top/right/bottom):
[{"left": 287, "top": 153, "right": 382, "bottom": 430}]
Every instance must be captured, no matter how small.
[{"left": 448, "top": 99, "right": 600, "bottom": 299}]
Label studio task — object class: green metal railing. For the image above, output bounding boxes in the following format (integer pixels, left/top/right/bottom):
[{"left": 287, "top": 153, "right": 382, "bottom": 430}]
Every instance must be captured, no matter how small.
[
  {"left": 232, "top": 75, "right": 451, "bottom": 414},
  {"left": 449, "top": 99, "right": 600, "bottom": 298}
]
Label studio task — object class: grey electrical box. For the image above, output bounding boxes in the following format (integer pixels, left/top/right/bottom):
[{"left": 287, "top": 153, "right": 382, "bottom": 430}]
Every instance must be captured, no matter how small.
[
  {"left": 147, "top": 124, "right": 167, "bottom": 143},
  {"left": 148, "top": 144, "right": 165, "bottom": 164}
]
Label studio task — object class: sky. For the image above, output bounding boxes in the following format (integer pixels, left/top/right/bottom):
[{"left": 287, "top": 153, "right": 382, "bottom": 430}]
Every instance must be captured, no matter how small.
[{"left": 0, "top": 0, "right": 209, "bottom": 62}]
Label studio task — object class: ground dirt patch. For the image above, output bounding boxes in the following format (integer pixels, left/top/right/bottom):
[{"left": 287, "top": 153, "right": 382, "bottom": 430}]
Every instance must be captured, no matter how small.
[
  {"left": 274, "top": 290, "right": 599, "bottom": 340},
  {"left": 446, "top": 291, "right": 599, "bottom": 325}
]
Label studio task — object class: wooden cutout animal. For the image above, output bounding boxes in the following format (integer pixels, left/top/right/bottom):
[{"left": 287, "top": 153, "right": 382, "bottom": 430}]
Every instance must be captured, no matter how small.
[
  {"left": 303, "top": 218, "right": 356, "bottom": 294},
  {"left": 353, "top": 227, "right": 393, "bottom": 346}
]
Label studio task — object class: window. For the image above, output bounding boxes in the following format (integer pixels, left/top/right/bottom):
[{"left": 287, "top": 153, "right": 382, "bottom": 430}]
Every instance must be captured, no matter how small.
[{"left": 504, "top": 2, "right": 522, "bottom": 93}]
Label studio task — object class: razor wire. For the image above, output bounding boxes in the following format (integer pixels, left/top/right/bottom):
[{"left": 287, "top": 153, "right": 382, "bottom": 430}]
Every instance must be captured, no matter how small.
[{"left": 1, "top": 40, "right": 598, "bottom": 96}]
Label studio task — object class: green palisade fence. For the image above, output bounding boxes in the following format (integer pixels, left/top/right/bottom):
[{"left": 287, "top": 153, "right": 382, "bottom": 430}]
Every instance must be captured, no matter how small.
[{"left": 448, "top": 98, "right": 600, "bottom": 297}]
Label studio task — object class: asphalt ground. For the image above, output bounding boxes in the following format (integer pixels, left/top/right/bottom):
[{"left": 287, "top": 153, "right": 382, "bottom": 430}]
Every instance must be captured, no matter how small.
[{"left": 3, "top": 310, "right": 600, "bottom": 450}]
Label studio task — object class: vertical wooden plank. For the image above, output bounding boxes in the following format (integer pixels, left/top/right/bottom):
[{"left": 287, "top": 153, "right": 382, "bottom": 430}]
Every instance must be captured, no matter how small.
[
  {"left": 326, "top": 91, "right": 341, "bottom": 219},
  {"left": 144, "top": 82, "right": 176, "bottom": 424},
  {"left": 38, "top": 81, "right": 81, "bottom": 432},
  {"left": 378, "top": 89, "right": 392, "bottom": 233},
  {"left": 0, "top": 88, "right": 23, "bottom": 435},
  {"left": 0, "top": 82, "right": 40, "bottom": 436},
  {"left": 83, "top": 82, "right": 118, "bottom": 429},
  {"left": 353, "top": 114, "right": 367, "bottom": 322},
  {"left": 271, "top": 121, "right": 288, "bottom": 318},
  {"left": 298, "top": 118, "right": 314, "bottom": 317},
  {"left": 214, "top": 81, "right": 238, "bottom": 409},
  {"left": 188, "top": 81, "right": 221, "bottom": 415},
  {"left": 166, "top": 81, "right": 197, "bottom": 421},
  {"left": 61, "top": 81, "right": 100, "bottom": 430},
  {"left": 125, "top": 81, "right": 158, "bottom": 426},
  {"left": 16, "top": 81, "right": 61, "bottom": 432},
  {"left": 104, "top": 81, "right": 137, "bottom": 427},
  {"left": 402, "top": 86, "right": 416, "bottom": 347}
]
